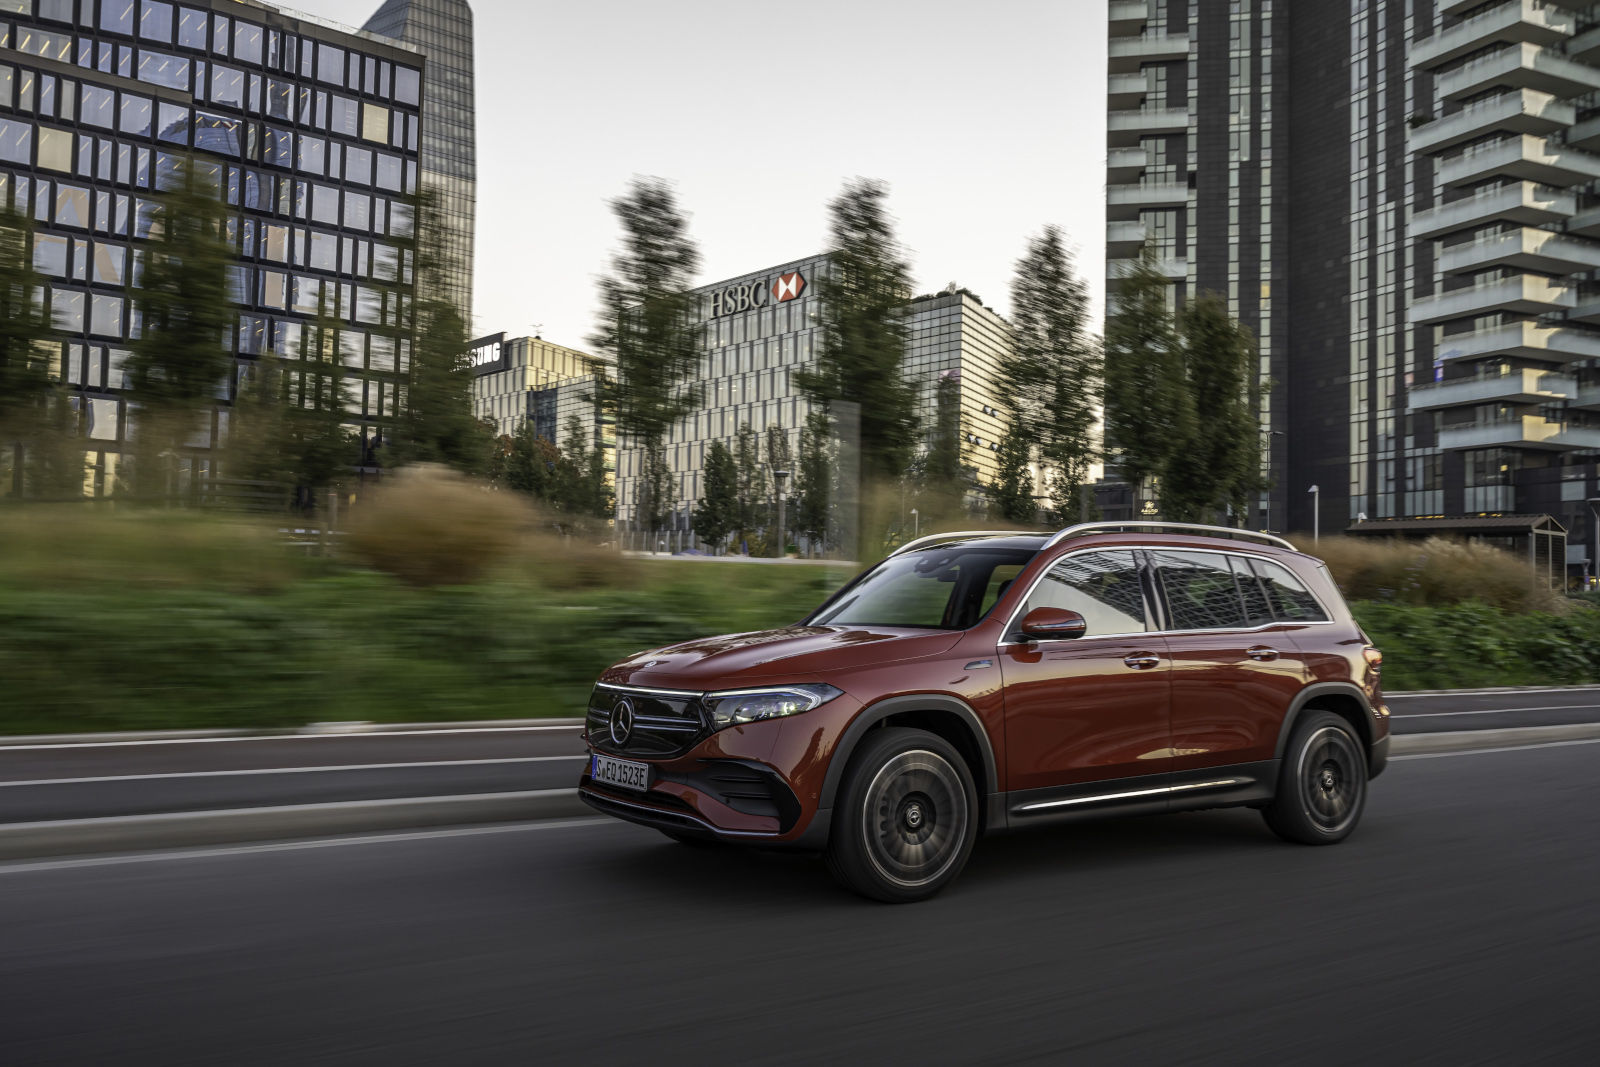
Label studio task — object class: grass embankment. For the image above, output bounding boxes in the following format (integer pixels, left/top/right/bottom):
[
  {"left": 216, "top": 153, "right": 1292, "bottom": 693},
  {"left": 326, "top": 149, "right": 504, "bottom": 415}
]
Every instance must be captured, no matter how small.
[{"left": 0, "top": 487, "right": 1592, "bottom": 735}]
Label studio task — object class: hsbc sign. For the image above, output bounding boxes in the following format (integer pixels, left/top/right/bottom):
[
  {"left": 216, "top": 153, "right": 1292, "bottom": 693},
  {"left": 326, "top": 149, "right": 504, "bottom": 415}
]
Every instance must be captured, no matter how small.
[{"left": 707, "top": 270, "right": 807, "bottom": 318}]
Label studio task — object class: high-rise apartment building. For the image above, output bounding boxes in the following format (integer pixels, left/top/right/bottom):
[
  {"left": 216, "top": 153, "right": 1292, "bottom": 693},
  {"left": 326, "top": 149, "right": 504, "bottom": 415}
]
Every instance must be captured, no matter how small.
[
  {"left": 362, "top": 0, "right": 473, "bottom": 328},
  {"left": 1, "top": 0, "right": 423, "bottom": 497},
  {"left": 1108, "top": 1, "right": 1600, "bottom": 574}
]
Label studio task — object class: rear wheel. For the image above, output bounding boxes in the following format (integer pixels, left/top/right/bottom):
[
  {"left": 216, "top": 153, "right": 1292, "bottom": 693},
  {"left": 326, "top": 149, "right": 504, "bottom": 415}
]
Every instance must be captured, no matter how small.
[
  {"left": 1262, "top": 710, "right": 1368, "bottom": 845},
  {"left": 826, "top": 727, "right": 978, "bottom": 903}
]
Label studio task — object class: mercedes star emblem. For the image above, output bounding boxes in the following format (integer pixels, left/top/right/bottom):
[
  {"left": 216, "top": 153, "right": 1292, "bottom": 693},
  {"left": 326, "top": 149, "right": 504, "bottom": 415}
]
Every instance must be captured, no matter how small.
[{"left": 610, "top": 697, "right": 636, "bottom": 747}]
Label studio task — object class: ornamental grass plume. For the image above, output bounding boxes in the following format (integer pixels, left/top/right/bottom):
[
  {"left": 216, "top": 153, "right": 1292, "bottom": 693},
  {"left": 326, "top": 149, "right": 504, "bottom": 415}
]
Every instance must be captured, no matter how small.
[{"left": 1311, "top": 535, "right": 1565, "bottom": 614}]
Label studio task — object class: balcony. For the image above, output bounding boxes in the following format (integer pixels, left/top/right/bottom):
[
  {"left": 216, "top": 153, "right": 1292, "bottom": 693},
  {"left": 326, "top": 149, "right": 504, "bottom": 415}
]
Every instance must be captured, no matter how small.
[
  {"left": 1410, "top": 182, "right": 1574, "bottom": 239},
  {"left": 1566, "top": 204, "right": 1600, "bottom": 237},
  {"left": 1107, "top": 181, "right": 1188, "bottom": 220},
  {"left": 1567, "top": 381, "right": 1600, "bottom": 410},
  {"left": 1567, "top": 23, "right": 1600, "bottom": 64},
  {"left": 1436, "top": 323, "right": 1600, "bottom": 364},
  {"left": 1107, "top": 255, "right": 1185, "bottom": 288},
  {"left": 1437, "top": 227, "right": 1600, "bottom": 275},
  {"left": 1107, "top": 72, "right": 1150, "bottom": 109},
  {"left": 1106, "top": 145, "right": 1148, "bottom": 183},
  {"left": 1435, "top": 42, "right": 1600, "bottom": 102},
  {"left": 1409, "top": 369, "right": 1574, "bottom": 411},
  {"left": 1106, "top": 220, "right": 1148, "bottom": 258},
  {"left": 1437, "top": 135, "right": 1600, "bottom": 188},
  {"left": 1107, "top": 106, "right": 1189, "bottom": 147},
  {"left": 1108, "top": 33, "right": 1189, "bottom": 74},
  {"left": 1408, "top": 276, "right": 1575, "bottom": 324},
  {"left": 1439, "top": 415, "right": 1600, "bottom": 451},
  {"left": 1109, "top": 0, "right": 1148, "bottom": 38},
  {"left": 1408, "top": 0, "right": 1575, "bottom": 71},
  {"left": 1564, "top": 112, "right": 1600, "bottom": 151},
  {"left": 1408, "top": 90, "right": 1572, "bottom": 156}
]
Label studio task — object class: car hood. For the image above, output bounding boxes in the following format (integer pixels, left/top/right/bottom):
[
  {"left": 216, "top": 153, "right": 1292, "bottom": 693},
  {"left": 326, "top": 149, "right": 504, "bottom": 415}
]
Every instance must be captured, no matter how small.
[{"left": 602, "top": 626, "right": 964, "bottom": 690}]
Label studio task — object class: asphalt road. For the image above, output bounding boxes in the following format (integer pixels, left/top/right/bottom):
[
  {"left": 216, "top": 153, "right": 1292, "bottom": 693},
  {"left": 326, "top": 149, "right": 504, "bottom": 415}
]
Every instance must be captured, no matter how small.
[
  {"left": 2, "top": 687, "right": 1599, "bottom": 825},
  {"left": 2, "top": 739, "right": 1598, "bottom": 1065}
]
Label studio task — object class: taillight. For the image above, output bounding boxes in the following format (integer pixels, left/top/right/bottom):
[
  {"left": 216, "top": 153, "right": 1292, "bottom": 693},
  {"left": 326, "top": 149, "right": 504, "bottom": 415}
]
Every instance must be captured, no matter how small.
[{"left": 1363, "top": 646, "right": 1382, "bottom": 668}]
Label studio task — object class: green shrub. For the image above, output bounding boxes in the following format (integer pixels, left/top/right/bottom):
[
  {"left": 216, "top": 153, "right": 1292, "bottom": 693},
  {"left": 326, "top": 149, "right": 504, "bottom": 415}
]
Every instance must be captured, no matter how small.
[{"left": 1352, "top": 599, "right": 1600, "bottom": 691}]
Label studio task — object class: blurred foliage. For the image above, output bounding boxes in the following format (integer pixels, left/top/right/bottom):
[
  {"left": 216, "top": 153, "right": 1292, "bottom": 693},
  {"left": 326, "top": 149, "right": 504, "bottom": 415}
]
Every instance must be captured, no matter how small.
[
  {"left": 1315, "top": 535, "right": 1566, "bottom": 614},
  {"left": 344, "top": 464, "right": 533, "bottom": 586},
  {"left": 1352, "top": 600, "right": 1599, "bottom": 691}
]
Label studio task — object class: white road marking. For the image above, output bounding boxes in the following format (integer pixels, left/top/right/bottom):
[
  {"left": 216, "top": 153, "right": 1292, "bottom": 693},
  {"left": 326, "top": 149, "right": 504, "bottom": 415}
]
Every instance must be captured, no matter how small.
[
  {"left": 0, "top": 755, "right": 588, "bottom": 789},
  {"left": 0, "top": 725, "right": 585, "bottom": 752},
  {"left": 0, "top": 817, "right": 617, "bottom": 876},
  {"left": 1392, "top": 704, "right": 1600, "bottom": 719},
  {"left": 1393, "top": 737, "right": 1600, "bottom": 760}
]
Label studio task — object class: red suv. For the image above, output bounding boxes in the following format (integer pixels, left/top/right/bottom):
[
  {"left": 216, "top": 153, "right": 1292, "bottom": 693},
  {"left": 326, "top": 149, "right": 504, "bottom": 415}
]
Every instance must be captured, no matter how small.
[{"left": 579, "top": 523, "right": 1390, "bottom": 902}]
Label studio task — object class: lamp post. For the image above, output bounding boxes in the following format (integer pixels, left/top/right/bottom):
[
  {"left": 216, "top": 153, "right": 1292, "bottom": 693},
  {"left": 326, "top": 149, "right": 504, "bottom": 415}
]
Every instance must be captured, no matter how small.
[
  {"left": 772, "top": 468, "right": 790, "bottom": 558},
  {"left": 1308, "top": 484, "right": 1320, "bottom": 542},
  {"left": 910, "top": 508, "right": 919, "bottom": 538}
]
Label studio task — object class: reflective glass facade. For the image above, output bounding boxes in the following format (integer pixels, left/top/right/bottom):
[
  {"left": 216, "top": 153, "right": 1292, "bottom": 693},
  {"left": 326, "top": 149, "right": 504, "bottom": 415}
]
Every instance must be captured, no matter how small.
[
  {"left": 0, "top": 0, "right": 423, "bottom": 496},
  {"left": 361, "top": 0, "right": 472, "bottom": 328}
]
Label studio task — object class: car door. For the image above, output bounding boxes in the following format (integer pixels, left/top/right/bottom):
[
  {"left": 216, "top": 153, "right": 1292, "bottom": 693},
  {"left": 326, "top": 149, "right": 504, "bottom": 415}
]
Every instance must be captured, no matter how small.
[
  {"left": 998, "top": 548, "right": 1172, "bottom": 793},
  {"left": 1149, "top": 549, "right": 1310, "bottom": 772}
]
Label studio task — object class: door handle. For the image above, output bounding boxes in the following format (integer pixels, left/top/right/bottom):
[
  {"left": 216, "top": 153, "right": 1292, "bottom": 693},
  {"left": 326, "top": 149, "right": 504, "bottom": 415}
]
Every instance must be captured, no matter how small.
[
  {"left": 1246, "top": 646, "right": 1279, "bottom": 662},
  {"left": 1123, "top": 653, "right": 1161, "bottom": 670}
]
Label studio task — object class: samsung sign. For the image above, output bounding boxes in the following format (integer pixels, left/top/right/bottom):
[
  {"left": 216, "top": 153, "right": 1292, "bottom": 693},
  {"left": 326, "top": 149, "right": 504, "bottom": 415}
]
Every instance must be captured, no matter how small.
[
  {"left": 467, "top": 333, "right": 507, "bottom": 374},
  {"left": 707, "top": 270, "right": 807, "bottom": 319}
]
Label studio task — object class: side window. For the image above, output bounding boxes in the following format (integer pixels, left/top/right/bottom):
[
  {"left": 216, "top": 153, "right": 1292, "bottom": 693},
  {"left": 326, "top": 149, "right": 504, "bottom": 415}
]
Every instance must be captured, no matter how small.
[
  {"left": 1229, "top": 554, "right": 1275, "bottom": 626},
  {"left": 1250, "top": 559, "right": 1330, "bottom": 622},
  {"left": 1152, "top": 550, "right": 1249, "bottom": 631},
  {"left": 978, "top": 563, "right": 1027, "bottom": 620},
  {"left": 1018, "top": 550, "right": 1147, "bottom": 636}
]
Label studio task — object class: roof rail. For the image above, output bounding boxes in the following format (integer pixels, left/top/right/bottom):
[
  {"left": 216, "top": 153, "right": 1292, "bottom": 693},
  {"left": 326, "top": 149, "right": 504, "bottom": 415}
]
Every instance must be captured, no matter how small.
[
  {"left": 1041, "top": 522, "right": 1296, "bottom": 551},
  {"left": 887, "top": 530, "right": 1035, "bottom": 557}
]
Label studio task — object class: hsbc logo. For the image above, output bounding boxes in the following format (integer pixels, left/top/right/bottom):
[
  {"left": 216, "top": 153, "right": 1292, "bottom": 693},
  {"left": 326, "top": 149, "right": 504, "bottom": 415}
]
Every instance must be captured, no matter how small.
[
  {"left": 771, "top": 271, "right": 806, "bottom": 302},
  {"left": 707, "top": 270, "right": 808, "bottom": 318}
]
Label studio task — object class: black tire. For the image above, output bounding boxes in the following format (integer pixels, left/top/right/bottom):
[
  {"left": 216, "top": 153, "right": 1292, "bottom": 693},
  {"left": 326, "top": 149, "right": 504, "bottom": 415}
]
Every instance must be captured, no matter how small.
[
  {"left": 1262, "top": 710, "right": 1368, "bottom": 845},
  {"left": 825, "top": 727, "right": 978, "bottom": 903}
]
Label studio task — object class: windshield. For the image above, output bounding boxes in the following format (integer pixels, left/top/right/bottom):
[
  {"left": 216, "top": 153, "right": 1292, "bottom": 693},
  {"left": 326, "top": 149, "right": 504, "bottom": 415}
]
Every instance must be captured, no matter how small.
[{"left": 807, "top": 546, "right": 1038, "bottom": 629}]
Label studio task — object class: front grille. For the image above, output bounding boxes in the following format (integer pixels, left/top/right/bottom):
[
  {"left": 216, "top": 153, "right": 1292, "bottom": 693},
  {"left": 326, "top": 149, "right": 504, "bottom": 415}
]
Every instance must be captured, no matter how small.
[{"left": 586, "top": 684, "right": 707, "bottom": 757}]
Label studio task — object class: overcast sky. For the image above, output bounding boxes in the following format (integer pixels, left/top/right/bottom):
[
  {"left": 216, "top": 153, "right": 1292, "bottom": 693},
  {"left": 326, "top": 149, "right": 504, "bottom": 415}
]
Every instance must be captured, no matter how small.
[{"left": 313, "top": 0, "right": 1108, "bottom": 351}]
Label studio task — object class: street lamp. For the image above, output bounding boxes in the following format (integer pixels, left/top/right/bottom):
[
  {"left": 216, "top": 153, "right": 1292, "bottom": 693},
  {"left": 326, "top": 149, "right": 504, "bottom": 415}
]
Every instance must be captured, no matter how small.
[
  {"left": 910, "top": 508, "right": 919, "bottom": 537},
  {"left": 772, "top": 468, "right": 790, "bottom": 558},
  {"left": 1307, "top": 484, "right": 1320, "bottom": 542}
]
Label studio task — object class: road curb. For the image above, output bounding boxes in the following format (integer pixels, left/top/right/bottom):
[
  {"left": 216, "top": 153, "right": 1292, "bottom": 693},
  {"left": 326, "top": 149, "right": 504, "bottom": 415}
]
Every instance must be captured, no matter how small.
[
  {"left": 0, "top": 788, "right": 591, "bottom": 861},
  {"left": 1390, "top": 722, "right": 1600, "bottom": 755}
]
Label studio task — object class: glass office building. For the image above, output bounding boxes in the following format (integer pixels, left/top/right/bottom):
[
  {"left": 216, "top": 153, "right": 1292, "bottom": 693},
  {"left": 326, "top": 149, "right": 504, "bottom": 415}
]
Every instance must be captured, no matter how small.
[
  {"left": 469, "top": 332, "right": 613, "bottom": 479},
  {"left": 361, "top": 0, "right": 472, "bottom": 329},
  {"left": 613, "top": 256, "right": 1016, "bottom": 543},
  {"left": 0, "top": 0, "right": 424, "bottom": 497}
]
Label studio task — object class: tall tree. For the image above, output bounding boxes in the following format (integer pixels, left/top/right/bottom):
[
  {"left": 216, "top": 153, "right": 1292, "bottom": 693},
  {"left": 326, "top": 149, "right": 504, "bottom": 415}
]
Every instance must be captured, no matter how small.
[
  {"left": 919, "top": 372, "right": 966, "bottom": 520},
  {"left": 734, "top": 421, "right": 763, "bottom": 547},
  {"left": 990, "top": 414, "right": 1035, "bottom": 525},
  {"left": 589, "top": 177, "right": 702, "bottom": 546},
  {"left": 290, "top": 295, "right": 356, "bottom": 502},
  {"left": 505, "top": 418, "right": 560, "bottom": 501},
  {"left": 1008, "top": 226, "right": 1101, "bottom": 520},
  {"left": 387, "top": 189, "right": 488, "bottom": 475},
  {"left": 693, "top": 439, "right": 739, "bottom": 553},
  {"left": 1161, "top": 295, "right": 1264, "bottom": 523},
  {"left": 795, "top": 411, "right": 833, "bottom": 556},
  {"left": 1103, "top": 244, "right": 1187, "bottom": 505},
  {"left": 225, "top": 349, "right": 294, "bottom": 507},
  {"left": 796, "top": 179, "right": 920, "bottom": 486},
  {"left": 125, "top": 155, "right": 236, "bottom": 498},
  {"left": 766, "top": 423, "right": 793, "bottom": 554},
  {"left": 0, "top": 206, "right": 66, "bottom": 499}
]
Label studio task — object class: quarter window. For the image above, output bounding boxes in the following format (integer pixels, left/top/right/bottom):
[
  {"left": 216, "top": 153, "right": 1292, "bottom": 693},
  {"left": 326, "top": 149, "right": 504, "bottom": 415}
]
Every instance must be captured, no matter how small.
[
  {"left": 1151, "top": 551, "right": 1249, "bottom": 631},
  {"left": 1250, "top": 560, "right": 1330, "bottom": 622},
  {"left": 1228, "top": 555, "right": 1275, "bottom": 626},
  {"left": 1019, "top": 550, "right": 1147, "bottom": 636}
]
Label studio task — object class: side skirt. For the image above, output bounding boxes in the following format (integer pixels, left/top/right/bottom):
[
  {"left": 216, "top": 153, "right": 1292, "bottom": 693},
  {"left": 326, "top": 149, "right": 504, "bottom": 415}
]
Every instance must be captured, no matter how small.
[{"left": 995, "top": 762, "right": 1278, "bottom": 831}]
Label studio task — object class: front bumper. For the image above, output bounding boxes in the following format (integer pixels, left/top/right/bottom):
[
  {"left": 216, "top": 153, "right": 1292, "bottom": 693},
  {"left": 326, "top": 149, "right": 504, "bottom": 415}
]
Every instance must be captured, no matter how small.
[{"left": 578, "top": 693, "right": 862, "bottom": 848}]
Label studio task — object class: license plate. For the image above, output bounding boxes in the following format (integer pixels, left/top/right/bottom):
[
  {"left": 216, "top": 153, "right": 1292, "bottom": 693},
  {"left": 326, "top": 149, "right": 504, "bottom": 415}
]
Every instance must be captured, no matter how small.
[{"left": 591, "top": 753, "right": 650, "bottom": 792}]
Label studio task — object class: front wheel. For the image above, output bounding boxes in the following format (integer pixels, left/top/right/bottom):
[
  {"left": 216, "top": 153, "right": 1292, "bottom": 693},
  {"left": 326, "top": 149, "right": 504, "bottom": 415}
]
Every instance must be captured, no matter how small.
[
  {"left": 1262, "top": 710, "right": 1368, "bottom": 845},
  {"left": 826, "top": 727, "right": 978, "bottom": 903}
]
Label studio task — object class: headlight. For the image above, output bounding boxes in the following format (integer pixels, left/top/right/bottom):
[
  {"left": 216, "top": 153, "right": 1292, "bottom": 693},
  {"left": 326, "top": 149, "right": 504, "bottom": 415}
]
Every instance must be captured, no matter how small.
[{"left": 702, "top": 684, "right": 842, "bottom": 730}]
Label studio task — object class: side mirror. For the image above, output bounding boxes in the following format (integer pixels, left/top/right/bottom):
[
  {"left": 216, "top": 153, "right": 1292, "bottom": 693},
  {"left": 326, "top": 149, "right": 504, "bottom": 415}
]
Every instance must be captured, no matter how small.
[{"left": 1018, "top": 607, "right": 1087, "bottom": 641}]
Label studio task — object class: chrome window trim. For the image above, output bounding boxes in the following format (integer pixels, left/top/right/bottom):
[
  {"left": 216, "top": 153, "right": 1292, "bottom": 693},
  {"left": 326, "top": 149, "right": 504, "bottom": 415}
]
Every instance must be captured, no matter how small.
[{"left": 998, "top": 545, "right": 1335, "bottom": 646}]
